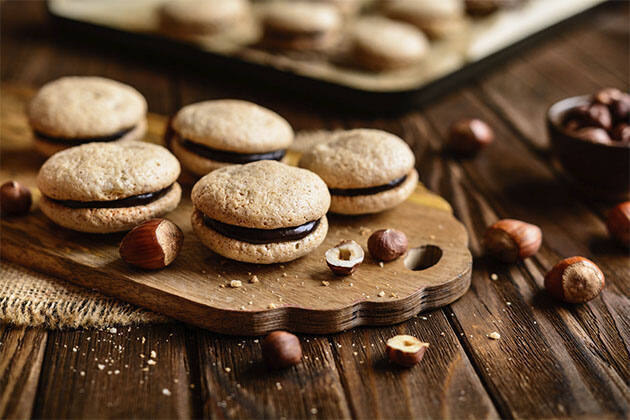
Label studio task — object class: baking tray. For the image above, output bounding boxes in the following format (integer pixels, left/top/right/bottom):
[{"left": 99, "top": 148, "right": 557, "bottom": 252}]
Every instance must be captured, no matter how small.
[{"left": 47, "top": 0, "right": 606, "bottom": 111}]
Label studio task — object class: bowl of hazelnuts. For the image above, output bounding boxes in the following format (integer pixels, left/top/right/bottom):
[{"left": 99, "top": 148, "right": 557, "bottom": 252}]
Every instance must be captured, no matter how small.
[{"left": 547, "top": 88, "right": 630, "bottom": 200}]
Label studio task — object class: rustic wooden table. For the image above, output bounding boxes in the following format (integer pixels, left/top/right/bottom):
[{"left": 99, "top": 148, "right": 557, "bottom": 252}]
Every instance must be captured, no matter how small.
[{"left": 1, "top": 2, "right": 629, "bottom": 419}]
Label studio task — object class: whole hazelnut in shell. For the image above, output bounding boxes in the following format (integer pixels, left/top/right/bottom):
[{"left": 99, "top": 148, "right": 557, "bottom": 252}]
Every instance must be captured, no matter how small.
[
  {"left": 1, "top": 181, "right": 32, "bottom": 217},
  {"left": 447, "top": 118, "right": 494, "bottom": 154},
  {"left": 606, "top": 202, "right": 630, "bottom": 247},
  {"left": 368, "top": 229, "right": 408, "bottom": 262},
  {"left": 544, "top": 257, "right": 605, "bottom": 304},
  {"left": 119, "top": 218, "right": 184, "bottom": 270},
  {"left": 262, "top": 331, "right": 302, "bottom": 369},
  {"left": 483, "top": 219, "right": 542, "bottom": 263}
]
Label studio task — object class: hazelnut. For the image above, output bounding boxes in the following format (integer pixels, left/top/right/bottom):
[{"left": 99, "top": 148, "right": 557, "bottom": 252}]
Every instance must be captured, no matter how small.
[
  {"left": 611, "top": 95, "right": 630, "bottom": 122},
  {"left": 368, "top": 229, "right": 408, "bottom": 262},
  {"left": 483, "top": 219, "right": 542, "bottom": 263},
  {"left": 262, "top": 331, "right": 302, "bottom": 369},
  {"left": 544, "top": 256, "right": 605, "bottom": 303},
  {"left": 447, "top": 118, "right": 494, "bottom": 154},
  {"left": 573, "top": 127, "right": 611, "bottom": 144},
  {"left": 119, "top": 218, "right": 183, "bottom": 270},
  {"left": 606, "top": 201, "right": 630, "bottom": 247},
  {"left": 611, "top": 123, "right": 630, "bottom": 143},
  {"left": 593, "top": 87, "right": 624, "bottom": 105},
  {"left": 0, "top": 181, "right": 32, "bottom": 217},
  {"left": 386, "top": 335, "right": 429, "bottom": 367},
  {"left": 325, "top": 240, "right": 364, "bottom": 275}
]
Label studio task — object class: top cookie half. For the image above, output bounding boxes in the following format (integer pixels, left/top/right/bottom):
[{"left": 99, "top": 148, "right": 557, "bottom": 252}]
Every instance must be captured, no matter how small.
[
  {"left": 28, "top": 76, "right": 147, "bottom": 139},
  {"left": 37, "top": 141, "right": 180, "bottom": 201}
]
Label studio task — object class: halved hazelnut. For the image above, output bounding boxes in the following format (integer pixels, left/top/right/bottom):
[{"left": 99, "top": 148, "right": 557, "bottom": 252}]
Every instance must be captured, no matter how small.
[
  {"left": 386, "top": 335, "right": 429, "bottom": 367},
  {"left": 325, "top": 240, "right": 364, "bottom": 276}
]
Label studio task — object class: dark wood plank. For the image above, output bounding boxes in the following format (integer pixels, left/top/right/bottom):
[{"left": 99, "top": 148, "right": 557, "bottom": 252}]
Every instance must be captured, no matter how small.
[
  {"left": 417, "top": 90, "right": 630, "bottom": 417},
  {"left": 332, "top": 314, "right": 499, "bottom": 420},
  {"left": 195, "top": 333, "right": 352, "bottom": 419},
  {"left": 32, "top": 324, "right": 199, "bottom": 419},
  {"left": 0, "top": 326, "right": 47, "bottom": 420}
]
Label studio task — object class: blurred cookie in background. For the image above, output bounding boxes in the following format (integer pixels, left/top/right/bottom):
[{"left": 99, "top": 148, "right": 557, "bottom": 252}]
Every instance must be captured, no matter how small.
[
  {"left": 381, "top": 0, "right": 466, "bottom": 39},
  {"left": 260, "top": 1, "right": 343, "bottom": 51},
  {"left": 158, "top": 0, "right": 251, "bottom": 38},
  {"left": 350, "top": 16, "right": 429, "bottom": 71}
]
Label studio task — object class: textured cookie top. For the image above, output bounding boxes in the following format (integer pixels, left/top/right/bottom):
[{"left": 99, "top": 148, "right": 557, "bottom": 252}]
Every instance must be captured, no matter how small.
[
  {"left": 383, "top": 0, "right": 463, "bottom": 19},
  {"left": 28, "top": 77, "right": 147, "bottom": 138},
  {"left": 299, "top": 129, "right": 415, "bottom": 189},
  {"left": 160, "top": 0, "right": 248, "bottom": 27},
  {"left": 263, "top": 1, "right": 342, "bottom": 34},
  {"left": 352, "top": 17, "right": 429, "bottom": 61},
  {"left": 172, "top": 100, "right": 294, "bottom": 153},
  {"left": 191, "top": 161, "right": 330, "bottom": 229},
  {"left": 37, "top": 142, "right": 181, "bottom": 201}
]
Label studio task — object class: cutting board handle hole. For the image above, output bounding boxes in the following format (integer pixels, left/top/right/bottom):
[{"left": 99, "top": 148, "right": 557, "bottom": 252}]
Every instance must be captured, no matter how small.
[{"left": 404, "top": 245, "right": 443, "bottom": 271}]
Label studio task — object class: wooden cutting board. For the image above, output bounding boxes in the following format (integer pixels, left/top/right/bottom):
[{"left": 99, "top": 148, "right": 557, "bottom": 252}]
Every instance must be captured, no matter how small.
[{"left": 0, "top": 84, "right": 472, "bottom": 335}]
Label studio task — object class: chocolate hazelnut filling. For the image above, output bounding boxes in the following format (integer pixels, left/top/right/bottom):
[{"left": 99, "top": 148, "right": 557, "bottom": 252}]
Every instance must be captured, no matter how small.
[
  {"left": 48, "top": 185, "right": 173, "bottom": 209},
  {"left": 329, "top": 174, "right": 407, "bottom": 197},
  {"left": 180, "top": 138, "right": 286, "bottom": 164},
  {"left": 34, "top": 126, "right": 136, "bottom": 145},
  {"left": 202, "top": 213, "right": 320, "bottom": 244}
]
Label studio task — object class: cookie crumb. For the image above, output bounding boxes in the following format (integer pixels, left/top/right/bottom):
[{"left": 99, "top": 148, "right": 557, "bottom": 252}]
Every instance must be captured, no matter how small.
[
  {"left": 490, "top": 273, "right": 498, "bottom": 281},
  {"left": 488, "top": 331, "right": 501, "bottom": 340},
  {"left": 147, "top": 359, "right": 156, "bottom": 365},
  {"left": 150, "top": 350, "right": 157, "bottom": 358},
  {"left": 162, "top": 388, "right": 171, "bottom": 396},
  {"left": 230, "top": 280, "right": 242, "bottom": 288},
  {"left": 321, "top": 281, "right": 330, "bottom": 287},
  {"left": 224, "top": 367, "right": 231, "bottom": 373},
  {"left": 97, "top": 364, "right": 105, "bottom": 370},
  {"left": 275, "top": 382, "right": 282, "bottom": 390},
  {"left": 268, "top": 303, "right": 277, "bottom": 309},
  {"left": 377, "top": 291, "right": 385, "bottom": 297},
  {"left": 249, "top": 275, "right": 259, "bottom": 283},
  {"left": 378, "top": 261, "right": 384, "bottom": 268}
]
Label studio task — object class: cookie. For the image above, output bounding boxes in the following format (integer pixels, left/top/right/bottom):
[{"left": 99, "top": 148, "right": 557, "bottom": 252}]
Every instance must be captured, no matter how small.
[
  {"left": 37, "top": 142, "right": 181, "bottom": 233},
  {"left": 169, "top": 100, "right": 294, "bottom": 176},
  {"left": 191, "top": 160, "right": 330, "bottom": 263},
  {"left": 28, "top": 77, "right": 147, "bottom": 156},
  {"left": 298, "top": 129, "right": 418, "bottom": 214},
  {"left": 159, "top": 0, "right": 250, "bottom": 37},
  {"left": 261, "top": 1, "right": 342, "bottom": 51},
  {"left": 382, "top": 0, "right": 465, "bottom": 39},
  {"left": 351, "top": 16, "right": 429, "bottom": 71}
]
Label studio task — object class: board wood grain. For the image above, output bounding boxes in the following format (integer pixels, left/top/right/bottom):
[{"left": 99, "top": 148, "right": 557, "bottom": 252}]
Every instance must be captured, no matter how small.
[{"left": 0, "top": 84, "right": 471, "bottom": 335}]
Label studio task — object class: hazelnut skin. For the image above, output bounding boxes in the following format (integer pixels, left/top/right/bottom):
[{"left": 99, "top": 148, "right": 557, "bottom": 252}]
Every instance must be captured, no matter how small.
[
  {"left": 325, "top": 240, "right": 364, "bottom": 275},
  {"left": 368, "top": 229, "right": 408, "bottom": 262},
  {"left": 606, "top": 202, "right": 630, "bottom": 247},
  {"left": 447, "top": 118, "right": 494, "bottom": 154},
  {"left": 386, "top": 335, "right": 429, "bottom": 367},
  {"left": 544, "top": 257, "right": 605, "bottom": 304},
  {"left": 119, "top": 218, "right": 184, "bottom": 270},
  {"left": 1, "top": 181, "right": 32, "bottom": 217},
  {"left": 483, "top": 219, "right": 542, "bottom": 263},
  {"left": 262, "top": 331, "right": 302, "bottom": 369}
]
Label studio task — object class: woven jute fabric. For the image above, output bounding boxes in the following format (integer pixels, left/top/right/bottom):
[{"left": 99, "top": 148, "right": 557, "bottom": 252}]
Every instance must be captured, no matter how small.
[{"left": 0, "top": 260, "right": 168, "bottom": 329}]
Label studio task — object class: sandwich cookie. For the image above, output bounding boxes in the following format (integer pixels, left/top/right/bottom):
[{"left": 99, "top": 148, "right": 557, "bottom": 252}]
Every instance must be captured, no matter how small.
[
  {"left": 169, "top": 100, "right": 294, "bottom": 176},
  {"left": 351, "top": 16, "right": 429, "bottom": 71},
  {"left": 382, "top": 0, "right": 466, "bottom": 39},
  {"left": 261, "top": 1, "right": 342, "bottom": 51},
  {"left": 299, "top": 129, "right": 418, "bottom": 215},
  {"left": 28, "top": 77, "right": 147, "bottom": 157},
  {"left": 159, "top": 0, "right": 250, "bottom": 37},
  {"left": 37, "top": 142, "right": 181, "bottom": 233},
  {"left": 191, "top": 160, "right": 330, "bottom": 264}
]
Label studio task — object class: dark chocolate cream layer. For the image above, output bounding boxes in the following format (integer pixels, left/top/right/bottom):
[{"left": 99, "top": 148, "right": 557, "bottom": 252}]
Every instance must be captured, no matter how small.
[
  {"left": 329, "top": 174, "right": 407, "bottom": 197},
  {"left": 202, "top": 213, "right": 320, "bottom": 244},
  {"left": 48, "top": 185, "right": 173, "bottom": 209},
  {"left": 34, "top": 126, "right": 136, "bottom": 145},
  {"left": 181, "top": 139, "right": 286, "bottom": 164}
]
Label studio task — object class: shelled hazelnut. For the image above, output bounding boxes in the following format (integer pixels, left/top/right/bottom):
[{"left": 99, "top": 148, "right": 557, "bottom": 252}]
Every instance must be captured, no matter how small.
[
  {"left": 606, "top": 202, "right": 630, "bottom": 247},
  {"left": 119, "top": 218, "right": 184, "bottom": 270},
  {"left": 562, "top": 88, "right": 630, "bottom": 144},
  {"left": 262, "top": 331, "right": 302, "bottom": 369},
  {"left": 447, "top": 118, "right": 494, "bottom": 154},
  {"left": 325, "top": 240, "right": 364, "bottom": 275},
  {"left": 483, "top": 219, "right": 542, "bottom": 263},
  {"left": 386, "top": 335, "right": 429, "bottom": 367},
  {"left": 368, "top": 229, "right": 408, "bottom": 262},
  {"left": 544, "top": 257, "right": 605, "bottom": 303},
  {"left": 0, "top": 181, "right": 32, "bottom": 217}
]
